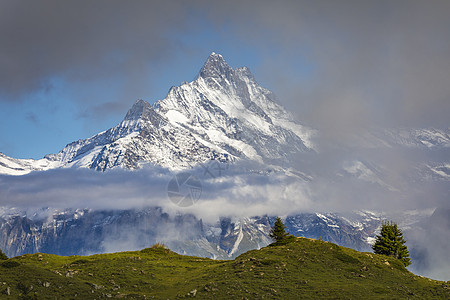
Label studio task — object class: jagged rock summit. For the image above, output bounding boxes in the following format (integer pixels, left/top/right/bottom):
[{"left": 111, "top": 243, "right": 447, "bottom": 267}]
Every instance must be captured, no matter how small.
[
  {"left": 198, "top": 52, "right": 233, "bottom": 80},
  {"left": 0, "top": 53, "right": 314, "bottom": 174}
]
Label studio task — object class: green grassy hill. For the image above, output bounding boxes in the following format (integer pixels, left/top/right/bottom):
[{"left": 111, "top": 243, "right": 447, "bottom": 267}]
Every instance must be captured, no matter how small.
[{"left": 0, "top": 238, "right": 448, "bottom": 299}]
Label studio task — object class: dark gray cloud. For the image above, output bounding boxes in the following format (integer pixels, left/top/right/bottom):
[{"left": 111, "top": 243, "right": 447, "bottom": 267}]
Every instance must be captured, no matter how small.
[
  {"left": 2, "top": 0, "right": 449, "bottom": 131},
  {"left": 0, "top": 0, "right": 189, "bottom": 110},
  {"left": 202, "top": 0, "right": 450, "bottom": 130}
]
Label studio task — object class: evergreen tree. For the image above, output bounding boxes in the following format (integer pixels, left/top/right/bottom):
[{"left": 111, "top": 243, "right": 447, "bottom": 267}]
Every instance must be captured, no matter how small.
[
  {"left": 0, "top": 248, "right": 7, "bottom": 260},
  {"left": 372, "top": 220, "right": 411, "bottom": 267},
  {"left": 269, "top": 217, "right": 289, "bottom": 244}
]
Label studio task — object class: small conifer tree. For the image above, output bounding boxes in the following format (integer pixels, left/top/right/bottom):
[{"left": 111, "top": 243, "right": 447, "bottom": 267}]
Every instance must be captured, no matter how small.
[
  {"left": 372, "top": 220, "right": 411, "bottom": 267},
  {"left": 269, "top": 217, "right": 289, "bottom": 244},
  {"left": 0, "top": 249, "right": 8, "bottom": 260}
]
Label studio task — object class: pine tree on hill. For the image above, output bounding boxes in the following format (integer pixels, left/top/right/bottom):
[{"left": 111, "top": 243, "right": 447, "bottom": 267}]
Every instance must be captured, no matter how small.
[
  {"left": 0, "top": 249, "right": 7, "bottom": 260},
  {"left": 269, "top": 217, "right": 290, "bottom": 244},
  {"left": 372, "top": 220, "right": 411, "bottom": 267}
]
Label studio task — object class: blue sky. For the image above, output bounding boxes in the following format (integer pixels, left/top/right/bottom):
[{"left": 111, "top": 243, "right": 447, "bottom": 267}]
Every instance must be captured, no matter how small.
[
  {"left": 0, "top": 42, "right": 261, "bottom": 159},
  {"left": 1, "top": 0, "right": 449, "bottom": 159}
]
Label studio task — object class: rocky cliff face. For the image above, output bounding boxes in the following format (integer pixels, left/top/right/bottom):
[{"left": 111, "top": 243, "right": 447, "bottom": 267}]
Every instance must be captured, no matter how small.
[{"left": 0, "top": 207, "right": 385, "bottom": 259}]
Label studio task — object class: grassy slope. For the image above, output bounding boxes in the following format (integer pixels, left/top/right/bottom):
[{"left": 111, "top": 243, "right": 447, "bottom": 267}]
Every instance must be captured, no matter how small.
[{"left": 0, "top": 238, "right": 448, "bottom": 299}]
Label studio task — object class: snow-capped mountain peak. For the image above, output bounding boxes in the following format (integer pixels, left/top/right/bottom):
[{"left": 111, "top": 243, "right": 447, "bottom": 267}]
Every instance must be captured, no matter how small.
[
  {"left": 1, "top": 53, "right": 315, "bottom": 174},
  {"left": 198, "top": 52, "right": 233, "bottom": 80}
]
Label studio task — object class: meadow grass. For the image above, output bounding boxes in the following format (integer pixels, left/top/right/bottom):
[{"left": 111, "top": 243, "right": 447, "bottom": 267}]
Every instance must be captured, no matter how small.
[{"left": 0, "top": 238, "right": 448, "bottom": 299}]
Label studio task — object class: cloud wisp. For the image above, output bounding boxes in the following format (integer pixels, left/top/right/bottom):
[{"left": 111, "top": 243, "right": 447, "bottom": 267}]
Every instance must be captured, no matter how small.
[{"left": 0, "top": 153, "right": 447, "bottom": 221}]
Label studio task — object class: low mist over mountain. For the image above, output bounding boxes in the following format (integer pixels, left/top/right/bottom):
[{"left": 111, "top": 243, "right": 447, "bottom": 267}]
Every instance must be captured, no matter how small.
[{"left": 0, "top": 53, "right": 449, "bottom": 280}]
